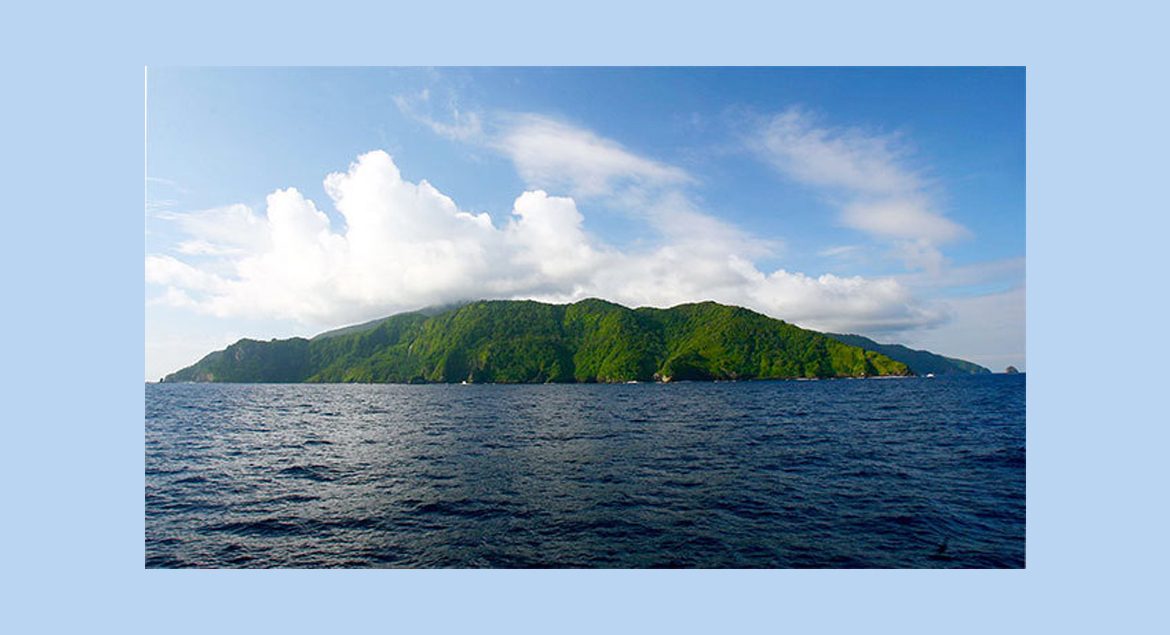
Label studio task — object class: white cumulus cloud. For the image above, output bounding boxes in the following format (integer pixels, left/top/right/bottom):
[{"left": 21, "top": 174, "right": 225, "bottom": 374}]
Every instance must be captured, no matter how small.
[{"left": 146, "top": 150, "right": 941, "bottom": 336}]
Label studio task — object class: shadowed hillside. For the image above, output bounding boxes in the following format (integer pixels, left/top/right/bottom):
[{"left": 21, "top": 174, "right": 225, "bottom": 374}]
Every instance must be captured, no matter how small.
[{"left": 825, "top": 333, "right": 990, "bottom": 375}]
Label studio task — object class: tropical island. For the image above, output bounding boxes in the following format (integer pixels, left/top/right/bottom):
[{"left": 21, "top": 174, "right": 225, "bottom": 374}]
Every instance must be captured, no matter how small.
[{"left": 162, "top": 299, "right": 988, "bottom": 384}]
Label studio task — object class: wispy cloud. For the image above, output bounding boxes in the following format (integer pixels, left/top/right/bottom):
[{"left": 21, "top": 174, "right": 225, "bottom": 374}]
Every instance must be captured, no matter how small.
[
  {"left": 146, "top": 176, "right": 187, "bottom": 191},
  {"left": 393, "top": 89, "right": 484, "bottom": 142},
  {"left": 153, "top": 204, "right": 270, "bottom": 254},
  {"left": 818, "top": 245, "right": 861, "bottom": 258},
  {"left": 492, "top": 113, "right": 692, "bottom": 198},
  {"left": 395, "top": 91, "right": 692, "bottom": 196},
  {"left": 146, "top": 198, "right": 179, "bottom": 213},
  {"left": 841, "top": 196, "right": 964, "bottom": 243},
  {"left": 753, "top": 107, "right": 968, "bottom": 271},
  {"left": 758, "top": 108, "right": 921, "bottom": 194}
]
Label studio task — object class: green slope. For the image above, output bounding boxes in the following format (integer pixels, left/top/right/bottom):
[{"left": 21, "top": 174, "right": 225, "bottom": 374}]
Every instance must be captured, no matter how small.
[
  {"left": 163, "top": 299, "right": 912, "bottom": 383},
  {"left": 824, "top": 332, "right": 990, "bottom": 375}
]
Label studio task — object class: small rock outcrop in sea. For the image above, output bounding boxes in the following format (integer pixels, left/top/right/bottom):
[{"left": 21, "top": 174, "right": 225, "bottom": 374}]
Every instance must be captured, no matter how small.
[{"left": 1004, "top": 366, "right": 1019, "bottom": 374}]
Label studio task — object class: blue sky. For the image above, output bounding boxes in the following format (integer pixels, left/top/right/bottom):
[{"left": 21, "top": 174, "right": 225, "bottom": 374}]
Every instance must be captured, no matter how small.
[{"left": 146, "top": 67, "right": 1024, "bottom": 379}]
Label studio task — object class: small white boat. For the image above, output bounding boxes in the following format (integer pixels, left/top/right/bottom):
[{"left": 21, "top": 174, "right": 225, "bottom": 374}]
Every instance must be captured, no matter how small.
[{"left": 925, "top": 373, "right": 935, "bottom": 378}]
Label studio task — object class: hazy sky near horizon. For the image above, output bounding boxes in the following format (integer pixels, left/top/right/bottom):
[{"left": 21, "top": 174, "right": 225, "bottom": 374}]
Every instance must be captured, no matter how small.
[{"left": 145, "top": 67, "right": 1024, "bottom": 379}]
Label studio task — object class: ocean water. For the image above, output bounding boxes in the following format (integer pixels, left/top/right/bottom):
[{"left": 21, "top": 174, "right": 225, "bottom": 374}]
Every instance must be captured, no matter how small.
[{"left": 145, "top": 375, "right": 1025, "bottom": 568}]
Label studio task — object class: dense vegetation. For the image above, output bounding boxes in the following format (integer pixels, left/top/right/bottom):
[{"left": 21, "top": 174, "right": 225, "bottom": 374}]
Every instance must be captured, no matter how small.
[
  {"left": 825, "top": 333, "right": 990, "bottom": 375},
  {"left": 163, "top": 299, "right": 913, "bottom": 383}
]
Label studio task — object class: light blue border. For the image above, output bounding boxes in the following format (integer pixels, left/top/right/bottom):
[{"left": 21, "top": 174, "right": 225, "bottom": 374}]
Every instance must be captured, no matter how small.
[{"left": 6, "top": 0, "right": 1163, "bottom": 632}]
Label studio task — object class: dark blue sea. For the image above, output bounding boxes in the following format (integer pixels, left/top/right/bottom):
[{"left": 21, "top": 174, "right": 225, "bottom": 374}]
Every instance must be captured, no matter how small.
[{"left": 145, "top": 375, "right": 1025, "bottom": 568}]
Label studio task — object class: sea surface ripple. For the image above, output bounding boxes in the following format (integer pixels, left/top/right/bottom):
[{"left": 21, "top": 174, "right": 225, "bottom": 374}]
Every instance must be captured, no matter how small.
[{"left": 146, "top": 375, "right": 1025, "bottom": 568}]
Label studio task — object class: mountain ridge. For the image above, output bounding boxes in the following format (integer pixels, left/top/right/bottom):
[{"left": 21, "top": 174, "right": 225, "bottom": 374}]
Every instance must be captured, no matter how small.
[
  {"left": 824, "top": 332, "right": 991, "bottom": 375},
  {"left": 161, "top": 299, "right": 957, "bottom": 384}
]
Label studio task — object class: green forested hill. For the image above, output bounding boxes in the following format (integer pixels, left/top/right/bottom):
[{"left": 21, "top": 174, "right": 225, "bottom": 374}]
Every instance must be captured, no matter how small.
[
  {"left": 162, "top": 299, "right": 912, "bottom": 383},
  {"left": 824, "top": 333, "right": 990, "bottom": 375}
]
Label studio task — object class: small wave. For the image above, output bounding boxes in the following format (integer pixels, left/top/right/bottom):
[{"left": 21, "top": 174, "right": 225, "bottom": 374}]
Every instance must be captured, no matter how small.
[
  {"left": 207, "top": 518, "right": 303, "bottom": 537},
  {"left": 411, "top": 499, "right": 514, "bottom": 520},
  {"left": 268, "top": 493, "right": 318, "bottom": 504},
  {"left": 974, "top": 447, "right": 1026, "bottom": 468},
  {"left": 277, "top": 465, "right": 340, "bottom": 482}
]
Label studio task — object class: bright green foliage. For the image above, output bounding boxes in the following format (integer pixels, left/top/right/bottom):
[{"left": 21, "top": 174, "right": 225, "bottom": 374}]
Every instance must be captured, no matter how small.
[
  {"left": 163, "top": 299, "right": 913, "bottom": 383},
  {"left": 635, "top": 302, "right": 908, "bottom": 380},
  {"left": 564, "top": 299, "right": 663, "bottom": 382}
]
